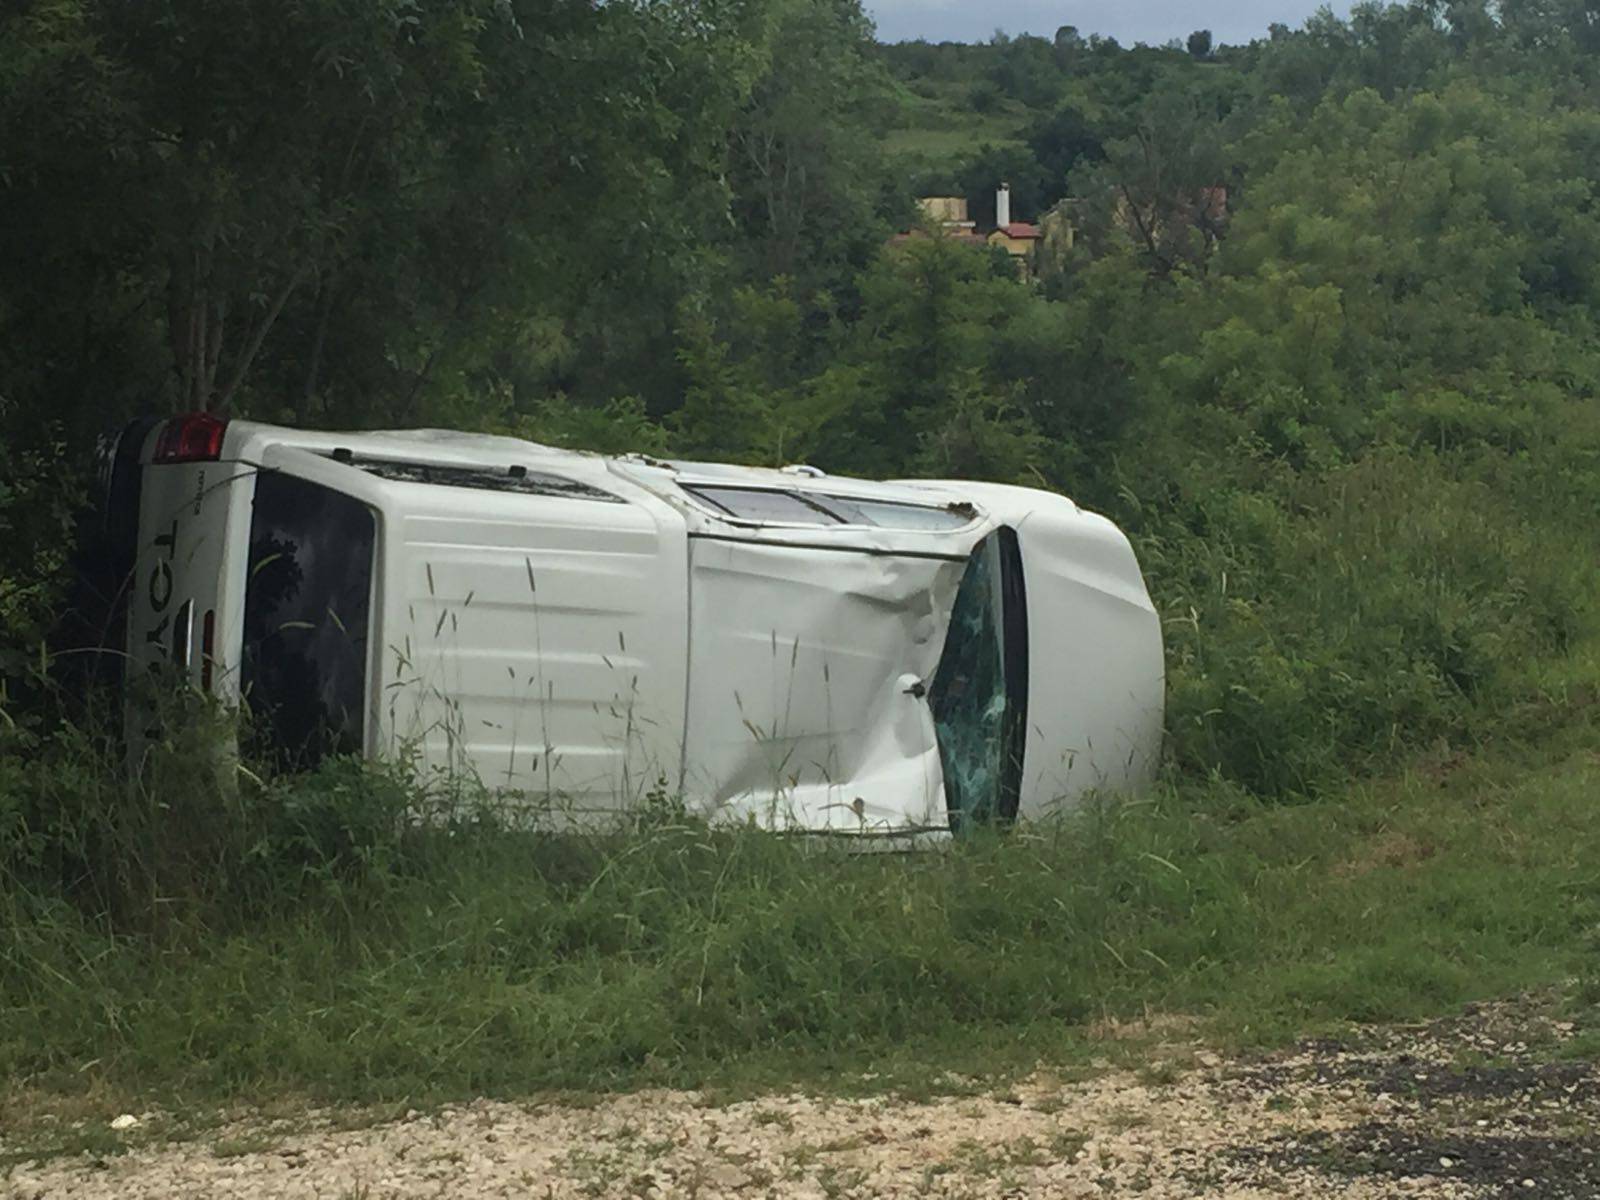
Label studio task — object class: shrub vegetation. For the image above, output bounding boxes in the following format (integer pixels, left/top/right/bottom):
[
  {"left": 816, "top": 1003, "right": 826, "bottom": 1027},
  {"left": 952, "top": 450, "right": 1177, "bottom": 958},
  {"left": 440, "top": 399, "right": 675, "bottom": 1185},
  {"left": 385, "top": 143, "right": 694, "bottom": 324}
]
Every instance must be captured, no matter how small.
[{"left": 5, "top": 707, "right": 1600, "bottom": 1102}]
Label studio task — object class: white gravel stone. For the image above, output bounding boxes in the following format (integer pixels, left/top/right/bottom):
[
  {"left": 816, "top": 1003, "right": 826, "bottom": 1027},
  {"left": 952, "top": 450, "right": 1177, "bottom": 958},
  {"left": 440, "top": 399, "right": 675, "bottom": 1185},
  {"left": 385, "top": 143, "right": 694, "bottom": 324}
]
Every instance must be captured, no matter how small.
[{"left": 7, "top": 1000, "right": 1595, "bottom": 1200}]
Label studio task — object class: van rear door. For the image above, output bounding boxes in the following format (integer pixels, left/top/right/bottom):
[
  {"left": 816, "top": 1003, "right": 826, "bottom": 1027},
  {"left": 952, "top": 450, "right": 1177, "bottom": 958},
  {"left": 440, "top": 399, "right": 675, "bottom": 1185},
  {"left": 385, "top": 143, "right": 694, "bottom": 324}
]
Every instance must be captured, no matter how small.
[{"left": 126, "top": 420, "right": 255, "bottom": 699}]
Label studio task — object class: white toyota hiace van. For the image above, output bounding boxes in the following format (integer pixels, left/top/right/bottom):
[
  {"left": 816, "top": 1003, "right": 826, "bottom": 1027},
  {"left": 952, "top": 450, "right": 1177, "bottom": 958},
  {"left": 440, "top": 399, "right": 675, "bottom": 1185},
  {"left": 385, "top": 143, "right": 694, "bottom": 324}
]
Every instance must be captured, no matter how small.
[{"left": 106, "top": 413, "right": 1163, "bottom": 835}]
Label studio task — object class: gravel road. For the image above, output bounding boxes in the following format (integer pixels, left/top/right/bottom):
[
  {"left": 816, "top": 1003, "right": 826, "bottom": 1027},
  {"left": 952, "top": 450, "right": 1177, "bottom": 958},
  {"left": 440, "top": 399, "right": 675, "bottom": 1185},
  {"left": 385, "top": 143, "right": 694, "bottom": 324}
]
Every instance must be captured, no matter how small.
[{"left": 6, "top": 999, "right": 1596, "bottom": 1198}]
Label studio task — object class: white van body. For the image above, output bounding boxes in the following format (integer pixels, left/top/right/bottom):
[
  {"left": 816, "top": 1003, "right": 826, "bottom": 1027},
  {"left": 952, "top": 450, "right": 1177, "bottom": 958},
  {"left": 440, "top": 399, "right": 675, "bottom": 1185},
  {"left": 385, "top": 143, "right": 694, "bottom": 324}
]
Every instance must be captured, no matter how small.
[{"left": 120, "top": 417, "right": 1164, "bottom": 836}]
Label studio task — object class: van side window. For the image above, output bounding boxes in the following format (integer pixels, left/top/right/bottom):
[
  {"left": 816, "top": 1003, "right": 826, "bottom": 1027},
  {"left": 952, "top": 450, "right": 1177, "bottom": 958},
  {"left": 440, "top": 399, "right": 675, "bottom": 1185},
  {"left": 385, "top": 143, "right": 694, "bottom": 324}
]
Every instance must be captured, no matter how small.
[
  {"left": 338, "top": 456, "right": 623, "bottom": 503},
  {"left": 684, "top": 485, "right": 843, "bottom": 525},
  {"left": 929, "top": 529, "right": 1029, "bottom": 829},
  {"left": 241, "top": 472, "right": 376, "bottom": 767},
  {"left": 683, "top": 485, "right": 976, "bottom": 529},
  {"left": 818, "top": 495, "right": 975, "bottom": 531}
]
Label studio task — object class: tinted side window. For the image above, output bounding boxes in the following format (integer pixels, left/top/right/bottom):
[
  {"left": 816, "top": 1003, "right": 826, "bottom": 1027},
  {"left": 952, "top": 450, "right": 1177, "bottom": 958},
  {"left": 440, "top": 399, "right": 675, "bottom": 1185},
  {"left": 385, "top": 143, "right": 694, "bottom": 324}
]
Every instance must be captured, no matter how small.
[
  {"left": 241, "top": 472, "right": 376, "bottom": 767},
  {"left": 683, "top": 484, "right": 975, "bottom": 529},
  {"left": 929, "top": 529, "right": 1029, "bottom": 830},
  {"left": 684, "top": 485, "right": 842, "bottom": 525},
  {"left": 341, "top": 456, "right": 623, "bottom": 503},
  {"left": 818, "top": 496, "right": 975, "bottom": 531}
]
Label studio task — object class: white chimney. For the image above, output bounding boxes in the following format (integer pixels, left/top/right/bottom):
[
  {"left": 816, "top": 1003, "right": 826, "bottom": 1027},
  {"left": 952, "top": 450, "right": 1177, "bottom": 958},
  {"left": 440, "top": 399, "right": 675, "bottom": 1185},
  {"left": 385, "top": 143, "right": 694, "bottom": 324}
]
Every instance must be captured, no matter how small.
[{"left": 996, "top": 182, "right": 1011, "bottom": 230}]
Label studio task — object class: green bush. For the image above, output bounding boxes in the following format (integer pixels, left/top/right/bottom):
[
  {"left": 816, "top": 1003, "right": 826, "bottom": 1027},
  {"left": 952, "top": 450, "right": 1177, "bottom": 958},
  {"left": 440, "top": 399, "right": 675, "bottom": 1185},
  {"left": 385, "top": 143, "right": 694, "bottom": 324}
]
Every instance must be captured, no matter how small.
[
  {"left": 0, "top": 696, "right": 417, "bottom": 934},
  {"left": 1140, "top": 446, "right": 1591, "bottom": 797}
]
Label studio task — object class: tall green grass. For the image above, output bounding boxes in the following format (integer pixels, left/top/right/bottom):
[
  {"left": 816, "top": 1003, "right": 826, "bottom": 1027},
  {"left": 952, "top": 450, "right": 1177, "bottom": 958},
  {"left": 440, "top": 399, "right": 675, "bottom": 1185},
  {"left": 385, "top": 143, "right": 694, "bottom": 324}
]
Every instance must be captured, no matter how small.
[
  {"left": 4, "top": 702, "right": 1598, "bottom": 1105},
  {"left": 1134, "top": 445, "right": 1595, "bottom": 798}
]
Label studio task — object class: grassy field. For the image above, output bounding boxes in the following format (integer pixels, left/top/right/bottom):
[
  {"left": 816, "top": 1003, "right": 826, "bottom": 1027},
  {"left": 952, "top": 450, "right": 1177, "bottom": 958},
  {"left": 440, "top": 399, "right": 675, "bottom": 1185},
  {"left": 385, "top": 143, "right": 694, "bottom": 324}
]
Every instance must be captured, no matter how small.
[
  {"left": 880, "top": 77, "right": 1029, "bottom": 169},
  {"left": 4, "top": 707, "right": 1598, "bottom": 1113}
]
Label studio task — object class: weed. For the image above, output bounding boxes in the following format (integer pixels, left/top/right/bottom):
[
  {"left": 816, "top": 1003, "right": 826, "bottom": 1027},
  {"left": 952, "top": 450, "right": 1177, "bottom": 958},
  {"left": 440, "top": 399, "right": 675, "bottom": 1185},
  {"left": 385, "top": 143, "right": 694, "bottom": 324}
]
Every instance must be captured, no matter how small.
[
  {"left": 818, "top": 1162, "right": 869, "bottom": 1197},
  {"left": 1135, "top": 1061, "right": 1181, "bottom": 1087},
  {"left": 1046, "top": 1130, "right": 1088, "bottom": 1161},
  {"left": 213, "top": 1133, "right": 278, "bottom": 1158},
  {"left": 3, "top": 706, "right": 1600, "bottom": 1111},
  {"left": 0, "top": 1121, "right": 127, "bottom": 1170}
]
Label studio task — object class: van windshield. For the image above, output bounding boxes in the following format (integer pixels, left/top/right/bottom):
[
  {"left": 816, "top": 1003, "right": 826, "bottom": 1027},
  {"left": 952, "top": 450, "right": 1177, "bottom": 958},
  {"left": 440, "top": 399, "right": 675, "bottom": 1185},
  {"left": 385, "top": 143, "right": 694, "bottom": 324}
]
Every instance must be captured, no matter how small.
[
  {"left": 929, "top": 529, "right": 1028, "bottom": 830},
  {"left": 241, "top": 471, "right": 376, "bottom": 766}
]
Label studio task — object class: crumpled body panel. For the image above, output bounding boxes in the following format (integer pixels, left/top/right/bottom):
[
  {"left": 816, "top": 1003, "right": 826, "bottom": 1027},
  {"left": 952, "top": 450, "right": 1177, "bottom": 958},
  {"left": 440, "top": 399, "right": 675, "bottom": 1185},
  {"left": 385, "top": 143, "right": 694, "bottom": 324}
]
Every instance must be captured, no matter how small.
[{"left": 682, "top": 538, "right": 971, "bottom": 832}]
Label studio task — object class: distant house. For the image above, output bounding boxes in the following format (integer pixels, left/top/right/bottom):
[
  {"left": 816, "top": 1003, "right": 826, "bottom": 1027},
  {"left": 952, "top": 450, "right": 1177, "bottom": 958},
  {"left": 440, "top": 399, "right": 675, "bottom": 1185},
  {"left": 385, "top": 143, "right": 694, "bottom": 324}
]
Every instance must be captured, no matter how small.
[
  {"left": 986, "top": 184, "right": 1042, "bottom": 279},
  {"left": 888, "top": 195, "right": 990, "bottom": 249},
  {"left": 890, "top": 185, "right": 1047, "bottom": 276},
  {"left": 918, "top": 196, "right": 976, "bottom": 229}
]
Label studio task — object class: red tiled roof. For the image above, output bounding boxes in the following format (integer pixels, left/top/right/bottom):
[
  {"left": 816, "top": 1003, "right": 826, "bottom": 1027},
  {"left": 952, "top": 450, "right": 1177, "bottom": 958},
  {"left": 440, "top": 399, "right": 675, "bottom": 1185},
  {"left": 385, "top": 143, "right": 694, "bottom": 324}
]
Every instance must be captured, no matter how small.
[{"left": 996, "top": 222, "right": 1041, "bottom": 239}]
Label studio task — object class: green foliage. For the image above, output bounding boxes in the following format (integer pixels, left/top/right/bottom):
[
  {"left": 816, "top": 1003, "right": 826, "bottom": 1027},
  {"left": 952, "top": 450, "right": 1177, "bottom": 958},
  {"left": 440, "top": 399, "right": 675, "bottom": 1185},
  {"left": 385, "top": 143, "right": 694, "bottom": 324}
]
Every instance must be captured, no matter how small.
[
  {"left": 1143, "top": 451, "right": 1587, "bottom": 795},
  {"left": 0, "top": 423, "right": 75, "bottom": 685},
  {"left": 0, "top": 694, "right": 417, "bottom": 933},
  {"left": 727, "top": 0, "right": 898, "bottom": 286},
  {"left": 9, "top": 0, "right": 1600, "bottom": 1115},
  {"left": 863, "top": 17, "right": 1600, "bottom": 797}
]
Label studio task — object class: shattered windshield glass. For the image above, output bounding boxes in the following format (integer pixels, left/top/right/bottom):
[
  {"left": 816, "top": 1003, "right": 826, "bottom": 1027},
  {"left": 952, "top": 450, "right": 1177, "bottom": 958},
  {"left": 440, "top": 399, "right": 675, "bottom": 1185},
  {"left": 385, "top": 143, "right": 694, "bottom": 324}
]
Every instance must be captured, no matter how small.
[{"left": 929, "top": 530, "right": 1028, "bottom": 830}]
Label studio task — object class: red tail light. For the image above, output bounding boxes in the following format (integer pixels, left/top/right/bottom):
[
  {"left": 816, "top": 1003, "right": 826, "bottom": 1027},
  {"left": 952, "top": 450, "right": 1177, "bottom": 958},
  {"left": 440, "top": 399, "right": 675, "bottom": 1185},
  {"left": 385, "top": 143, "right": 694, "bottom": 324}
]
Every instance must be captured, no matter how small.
[{"left": 153, "top": 413, "right": 228, "bottom": 464}]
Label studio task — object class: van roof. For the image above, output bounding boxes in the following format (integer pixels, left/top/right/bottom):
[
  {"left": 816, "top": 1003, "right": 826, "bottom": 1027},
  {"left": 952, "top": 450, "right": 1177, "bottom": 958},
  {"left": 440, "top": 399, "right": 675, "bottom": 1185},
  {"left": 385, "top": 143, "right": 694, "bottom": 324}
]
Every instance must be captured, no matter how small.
[{"left": 223, "top": 421, "right": 1025, "bottom": 519}]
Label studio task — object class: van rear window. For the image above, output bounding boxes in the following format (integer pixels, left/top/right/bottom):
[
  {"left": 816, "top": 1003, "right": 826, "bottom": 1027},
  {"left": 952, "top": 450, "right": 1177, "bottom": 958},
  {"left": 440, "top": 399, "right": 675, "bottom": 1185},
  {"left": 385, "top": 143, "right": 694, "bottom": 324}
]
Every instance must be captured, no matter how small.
[{"left": 241, "top": 471, "right": 375, "bottom": 766}]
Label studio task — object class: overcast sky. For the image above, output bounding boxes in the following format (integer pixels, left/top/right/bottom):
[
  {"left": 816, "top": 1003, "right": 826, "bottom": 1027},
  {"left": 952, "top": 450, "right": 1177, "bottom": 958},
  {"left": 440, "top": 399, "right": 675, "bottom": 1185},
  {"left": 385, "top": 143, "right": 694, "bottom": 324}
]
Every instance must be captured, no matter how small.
[{"left": 867, "top": 1, "right": 1354, "bottom": 46}]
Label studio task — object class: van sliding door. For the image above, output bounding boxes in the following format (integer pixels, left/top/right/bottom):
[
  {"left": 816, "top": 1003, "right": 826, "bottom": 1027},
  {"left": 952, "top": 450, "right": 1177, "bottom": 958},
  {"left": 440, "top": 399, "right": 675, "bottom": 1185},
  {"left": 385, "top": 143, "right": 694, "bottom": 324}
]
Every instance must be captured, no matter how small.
[{"left": 929, "top": 528, "right": 1029, "bottom": 830}]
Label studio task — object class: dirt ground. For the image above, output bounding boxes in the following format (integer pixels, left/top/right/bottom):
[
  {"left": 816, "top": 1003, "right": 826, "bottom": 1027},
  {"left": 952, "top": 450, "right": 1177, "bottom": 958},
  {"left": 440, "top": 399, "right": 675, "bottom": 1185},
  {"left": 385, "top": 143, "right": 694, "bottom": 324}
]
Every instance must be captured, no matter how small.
[{"left": 6, "top": 999, "right": 1597, "bottom": 1199}]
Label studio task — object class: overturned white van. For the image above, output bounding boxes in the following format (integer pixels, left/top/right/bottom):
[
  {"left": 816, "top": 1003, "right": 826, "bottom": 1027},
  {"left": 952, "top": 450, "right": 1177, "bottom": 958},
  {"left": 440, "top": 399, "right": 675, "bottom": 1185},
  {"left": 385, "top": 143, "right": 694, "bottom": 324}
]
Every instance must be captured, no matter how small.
[{"left": 107, "top": 414, "right": 1163, "bottom": 836}]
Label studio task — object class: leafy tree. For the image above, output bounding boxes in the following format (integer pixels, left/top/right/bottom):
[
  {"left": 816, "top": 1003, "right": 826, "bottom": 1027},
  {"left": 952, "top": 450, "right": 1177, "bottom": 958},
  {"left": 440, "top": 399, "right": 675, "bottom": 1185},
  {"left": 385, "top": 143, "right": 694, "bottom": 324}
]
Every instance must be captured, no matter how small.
[
  {"left": 1053, "top": 24, "right": 1084, "bottom": 70},
  {"left": 988, "top": 33, "right": 1061, "bottom": 108},
  {"left": 0, "top": 0, "right": 766, "bottom": 685},
  {"left": 1068, "top": 85, "right": 1231, "bottom": 278},
  {"left": 1024, "top": 103, "right": 1105, "bottom": 204},
  {"left": 727, "top": 0, "right": 895, "bottom": 286}
]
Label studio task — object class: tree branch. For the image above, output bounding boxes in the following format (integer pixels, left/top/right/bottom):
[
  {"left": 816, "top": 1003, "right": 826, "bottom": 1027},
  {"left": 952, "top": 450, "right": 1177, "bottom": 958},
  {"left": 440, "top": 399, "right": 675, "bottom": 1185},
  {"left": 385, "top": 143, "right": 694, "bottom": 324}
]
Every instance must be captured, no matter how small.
[
  {"left": 214, "top": 265, "right": 306, "bottom": 414},
  {"left": 300, "top": 273, "right": 336, "bottom": 423}
]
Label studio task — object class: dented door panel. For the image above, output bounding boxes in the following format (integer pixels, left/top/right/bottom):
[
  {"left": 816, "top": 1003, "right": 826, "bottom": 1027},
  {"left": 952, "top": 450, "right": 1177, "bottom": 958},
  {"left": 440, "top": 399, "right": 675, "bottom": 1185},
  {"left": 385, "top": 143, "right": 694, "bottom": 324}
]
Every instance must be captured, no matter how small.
[{"left": 682, "top": 537, "right": 974, "bottom": 832}]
